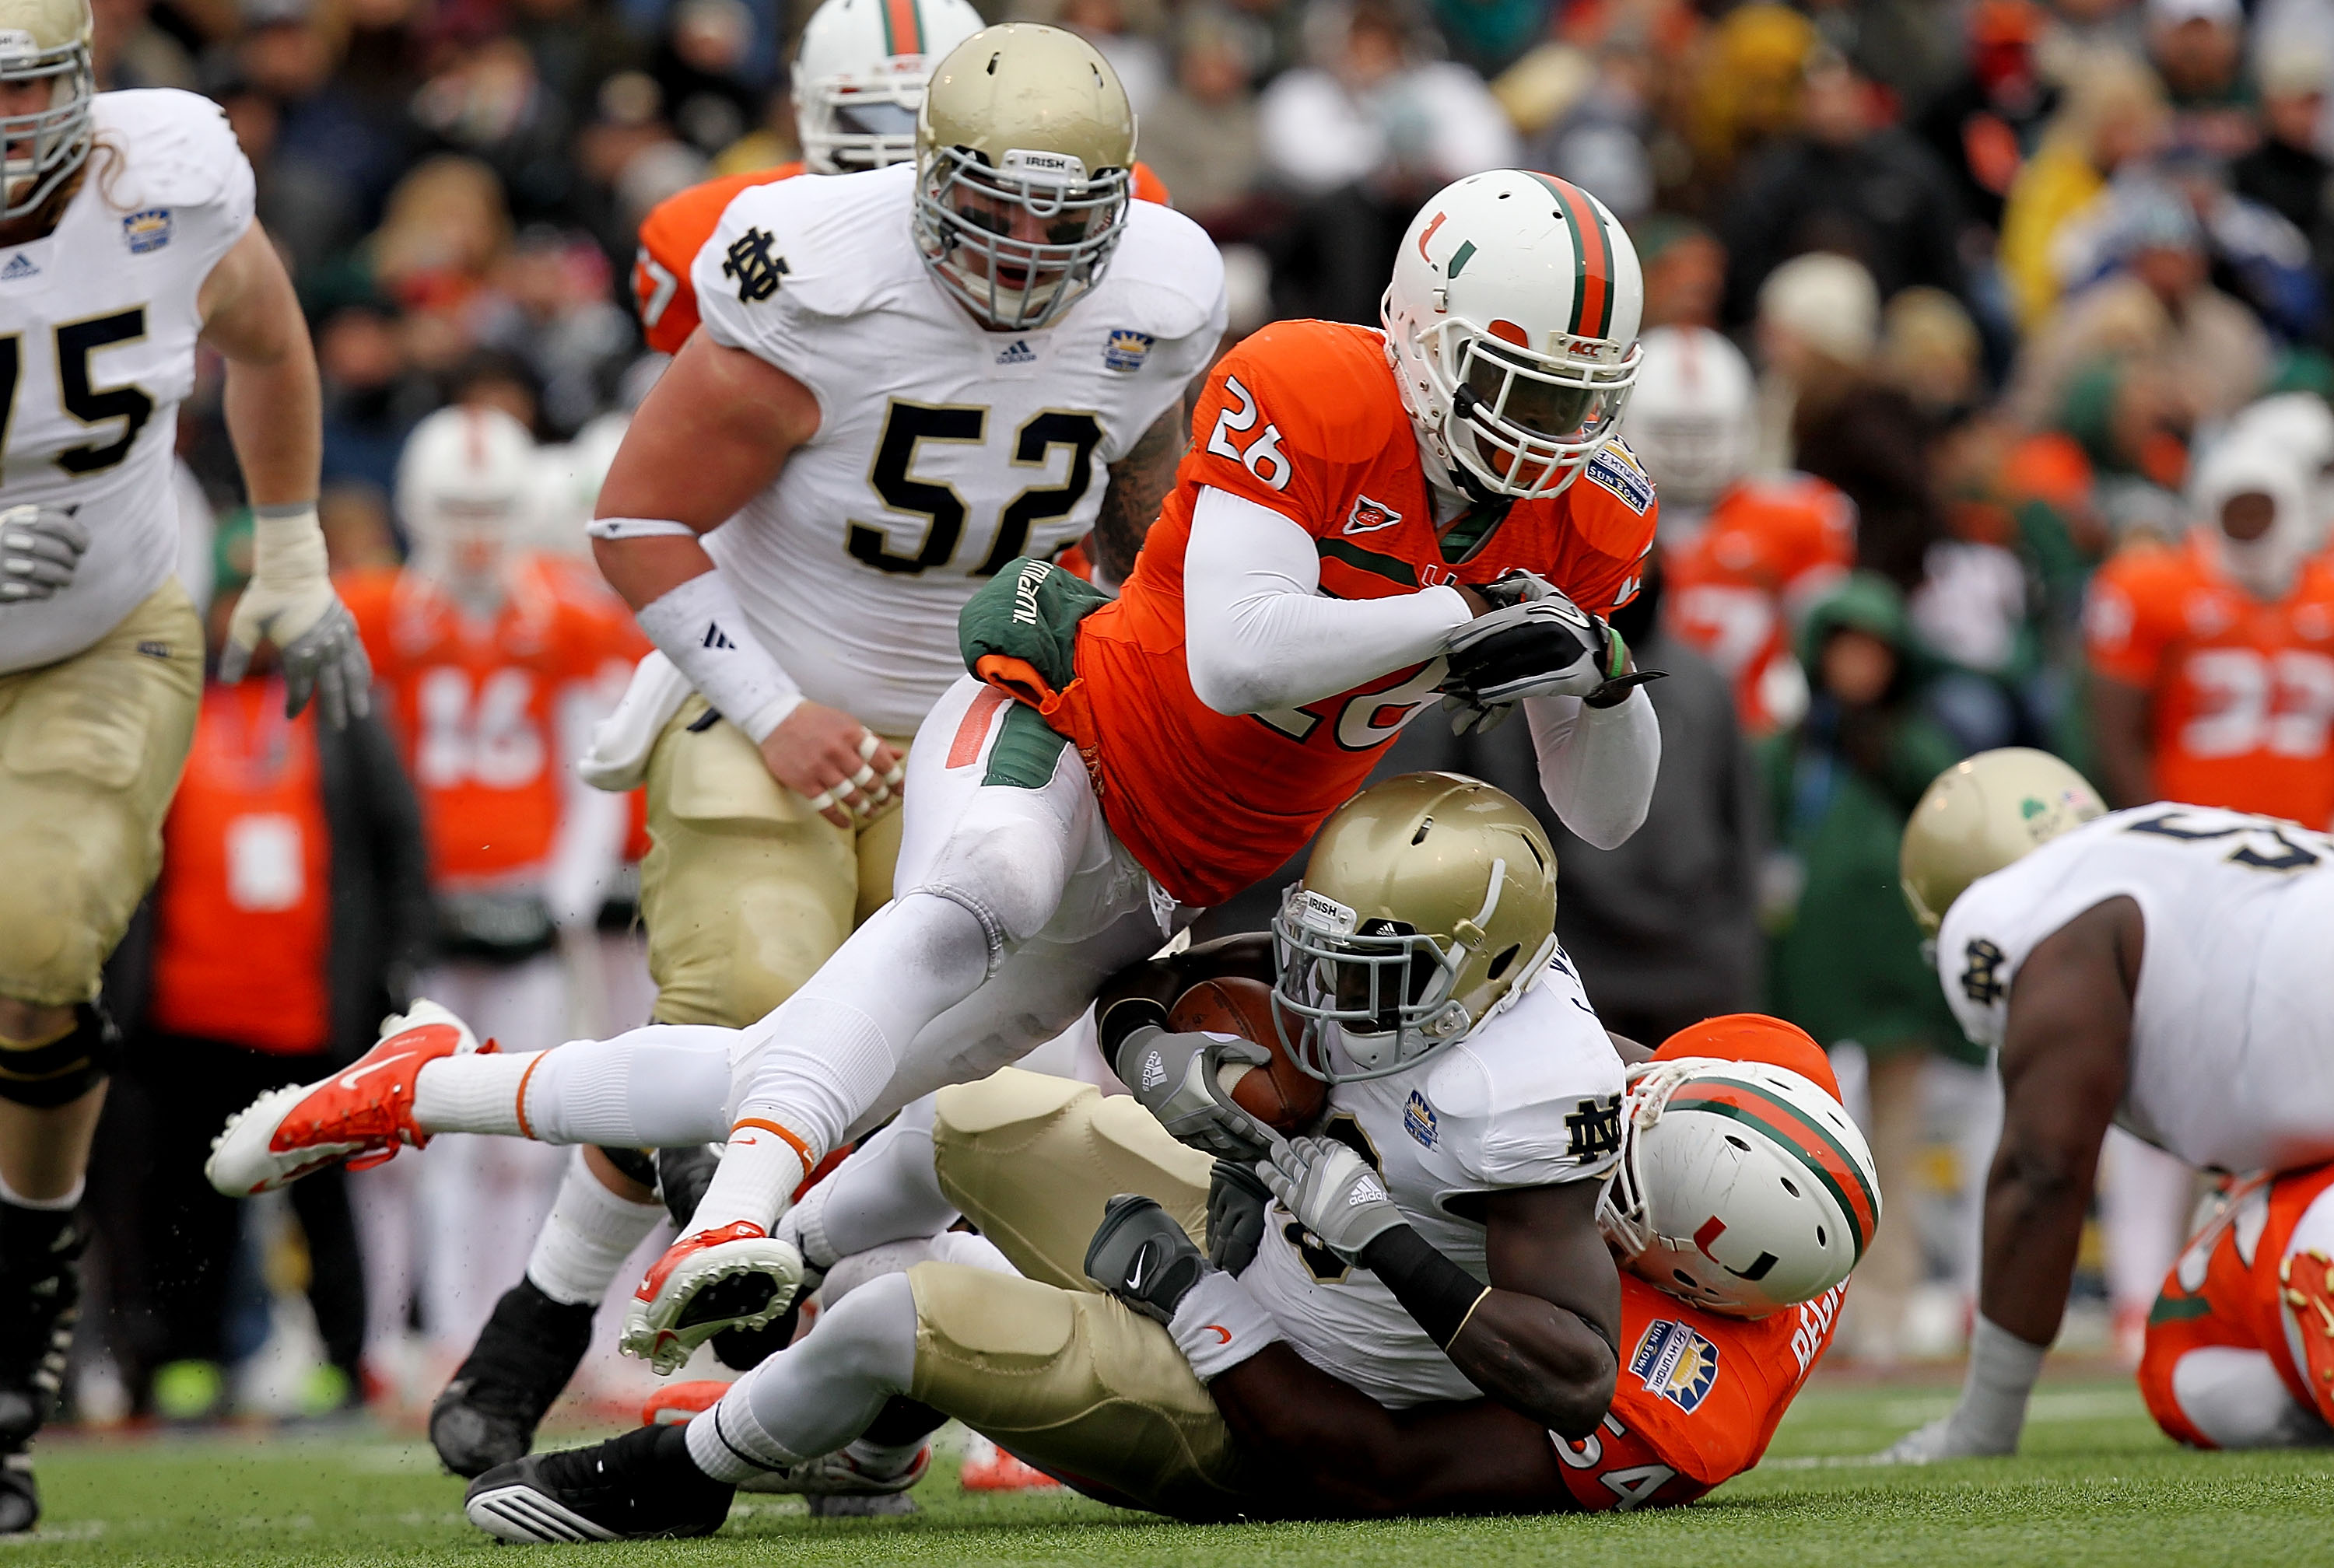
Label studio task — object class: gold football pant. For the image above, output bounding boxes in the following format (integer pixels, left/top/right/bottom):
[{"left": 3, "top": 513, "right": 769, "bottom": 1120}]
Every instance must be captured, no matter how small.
[
  {"left": 640, "top": 695, "right": 909, "bottom": 1028},
  {"left": 0, "top": 580, "right": 201, "bottom": 1010},
  {"left": 906, "top": 1067, "right": 1261, "bottom": 1519}
]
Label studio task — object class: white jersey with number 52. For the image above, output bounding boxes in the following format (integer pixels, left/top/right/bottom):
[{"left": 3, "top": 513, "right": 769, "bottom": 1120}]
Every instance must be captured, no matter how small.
[
  {"left": 690, "top": 162, "right": 1227, "bottom": 737},
  {"left": 1940, "top": 803, "right": 2334, "bottom": 1173},
  {"left": 0, "top": 89, "right": 254, "bottom": 674}
]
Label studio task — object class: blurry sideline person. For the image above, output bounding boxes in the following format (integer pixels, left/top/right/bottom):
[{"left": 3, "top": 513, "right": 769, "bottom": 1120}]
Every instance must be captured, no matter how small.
[
  {"left": 2086, "top": 432, "right": 2334, "bottom": 830},
  {"left": 1762, "top": 572, "right": 1968, "bottom": 1362},
  {"left": 1625, "top": 324, "right": 1856, "bottom": 737},
  {"left": 336, "top": 404, "right": 646, "bottom": 1379},
  {"left": 103, "top": 513, "right": 431, "bottom": 1419},
  {"left": 423, "top": 19, "right": 1224, "bottom": 1476},
  {"left": 1885, "top": 751, "right": 2334, "bottom": 1460},
  {"left": 0, "top": 0, "right": 370, "bottom": 1528}
]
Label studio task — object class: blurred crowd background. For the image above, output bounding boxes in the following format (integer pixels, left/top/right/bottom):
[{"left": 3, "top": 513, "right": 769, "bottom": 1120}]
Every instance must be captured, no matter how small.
[{"left": 60, "top": 0, "right": 2334, "bottom": 1429}]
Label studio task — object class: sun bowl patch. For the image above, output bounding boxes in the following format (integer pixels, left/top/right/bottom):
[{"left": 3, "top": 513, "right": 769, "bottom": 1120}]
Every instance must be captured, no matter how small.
[
  {"left": 122, "top": 208, "right": 172, "bottom": 254},
  {"left": 1583, "top": 446, "right": 1653, "bottom": 516},
  {"left": 1630, "top": 1318, "right": 1719, "bottom": 1412},
  {"left": 1103, "top": 329, "right": 1153, "bottom": 373},
  {"left": 1404, "top": 1090, "right": 1437, "bottom": 1149}
]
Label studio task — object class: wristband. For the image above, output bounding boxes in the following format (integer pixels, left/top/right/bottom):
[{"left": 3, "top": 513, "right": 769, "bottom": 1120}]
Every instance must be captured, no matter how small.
[
  {"left": 587, "top": 516, "right": 703, "bottom": 541},
  {"left": 1166, "top": 1269, "right": 1284, "bottom": 1381},
  {"left": 1358, "top": 1223, "right": 1491, "bottom": 1350},
  {"left": 635, "top": 570, "right": 803, "bottom": 744},
  {"left": 1099, "top": 997, "right": 1171, "bottom": 1080},
  {"left": 249, "top": 502, "right": 328, "bottom": 585}
]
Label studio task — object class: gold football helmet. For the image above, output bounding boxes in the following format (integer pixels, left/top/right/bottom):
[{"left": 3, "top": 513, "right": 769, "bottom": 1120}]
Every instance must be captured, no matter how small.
[
  {"left": 0, "top": 0, "right": 93, "bottom": 222},
  {"left": 912, "top": 23, "right": 1135, "bottom": 331},
  {"left": 1900, "top": 747, "right": 2106, "bottom": 936},
  {"left": 1272, "top": 773, "right": 1561, "bottom": 1083}
]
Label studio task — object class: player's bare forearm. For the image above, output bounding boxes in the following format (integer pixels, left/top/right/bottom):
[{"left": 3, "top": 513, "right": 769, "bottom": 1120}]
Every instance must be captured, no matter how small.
[
  {"left": 1978, "top": 898, "right": 2139, "bottom": 1346},
  {"left": 199, "top": 223, "right": 321, "bottom": 506},
  {"left": 1206, "top": 1345, "right": 1570, "bottom": 1519},
  {"left": 1092, "top": 402, "right": 1188, "bottom": 584},
  {"left": 2089, "top": 675, "right": 2156, "bottom": 809},
  {"left": 1094, "top": 933, "right": 1275, "bottom": 1054},
  {"left": 591, "top": 533, "right": 724, "bottom": 613},
  {"left": 1444, "top": 1288, "right": 1617, "bottom": 1439}
]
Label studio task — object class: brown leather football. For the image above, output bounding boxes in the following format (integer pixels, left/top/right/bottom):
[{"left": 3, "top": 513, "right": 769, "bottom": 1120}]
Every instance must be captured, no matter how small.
[{"left": 1167, "top": 973, "right": 1327, "bottom": 1135}]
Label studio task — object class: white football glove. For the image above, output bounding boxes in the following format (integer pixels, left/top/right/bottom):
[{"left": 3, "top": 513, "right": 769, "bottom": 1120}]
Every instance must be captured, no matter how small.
[
  {"left": 220, "top": 504, "right": 373, "bottom": 730},
  {"left": 0, "top": 504, "right": 88, "bottom": 602},
  {"left": 1256, "top": 1135, "right": 1404, "bottom": 1264},
  {"left": 1120, "top": 1025, "right": 1277, "bottom": 1159}
]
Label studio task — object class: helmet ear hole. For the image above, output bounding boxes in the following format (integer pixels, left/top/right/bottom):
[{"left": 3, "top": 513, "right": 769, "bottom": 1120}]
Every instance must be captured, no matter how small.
[
  {"left": 1671, "top": 1269, "right": 1697, "bottom": 1288},
  {"left": 1817, "top": 1225, "right": 1828, "bottom": 1248},
  {"left": 1723, "top": 1134, "right": 1750, "bottom": 1153},
  {"left": 1779, "top": 1176, "right": 1801, "bottom": 1199},
  {"left": 1487, "top": 943, "right": 1519, "bottom": 981}
]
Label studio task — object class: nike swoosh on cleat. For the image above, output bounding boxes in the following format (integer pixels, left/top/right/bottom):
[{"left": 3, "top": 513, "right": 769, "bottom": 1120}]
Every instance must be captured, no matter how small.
[{"left": 337, "top": 1051, "right": 419, "bottom": 1092}]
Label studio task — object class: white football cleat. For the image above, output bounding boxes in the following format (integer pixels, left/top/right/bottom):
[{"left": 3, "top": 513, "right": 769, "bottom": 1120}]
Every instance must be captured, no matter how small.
[
  {"left": 620, "top": 1224, "right": 803, "bottom": 1376},
  {"left": 205, "top": 1000, "right": 487, "bottom": 1196}
]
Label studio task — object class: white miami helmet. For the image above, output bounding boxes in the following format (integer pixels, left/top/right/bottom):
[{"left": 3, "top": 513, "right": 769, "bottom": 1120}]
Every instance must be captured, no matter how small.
[
  {"left": 1599, "top": 1055, "right": 1880, "bottom": 1318},
  {"left": 395, "top": 404, "right": 538, "bottom": 583},
  {"left": 0, "top": 0, "right": 93, "bottom": 222},
  {"left": 1621, "top": 325, "right": 1754, "bottom": 513},
  {"left": 1383, "top": 170, "right": 1645, "bottom": 501},
  {"left": 2192, "top": 427, "right": 2318, "bottom": 601},
  {"left": 793, "top": 0, "right": 984, "bottom": 175}
]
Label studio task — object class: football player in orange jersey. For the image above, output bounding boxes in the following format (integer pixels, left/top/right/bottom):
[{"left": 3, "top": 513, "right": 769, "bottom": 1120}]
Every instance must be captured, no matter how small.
[
  {"left": 1624, "top": 324, "right": 1855, "bottom": 737},
  {"left": 2140, "top": 1161, "right": 2334, "bottom": 1451},
  {"left": 452, "top": 1007, "right": 1867, "bottom": 1538},
  {"left": 208, "top": 170, "right": 1663, "bottom": 1372},
  {"left": 2087, "top": 428, "right": 2334, "bottom": 828},
  {"left": 335, "top": 404, "right": 650, "bottom": 1384}
]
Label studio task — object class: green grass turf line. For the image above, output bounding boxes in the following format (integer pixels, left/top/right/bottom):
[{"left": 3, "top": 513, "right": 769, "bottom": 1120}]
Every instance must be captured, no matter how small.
[{"left": 18, "top": 1381, "right": 2334, "bottom": 1566}]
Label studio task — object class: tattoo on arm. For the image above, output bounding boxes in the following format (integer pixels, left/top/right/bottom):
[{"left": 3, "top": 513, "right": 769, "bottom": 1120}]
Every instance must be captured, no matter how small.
[{"left": 1094, "top": 401, "right": 1190, "bottom": 585}]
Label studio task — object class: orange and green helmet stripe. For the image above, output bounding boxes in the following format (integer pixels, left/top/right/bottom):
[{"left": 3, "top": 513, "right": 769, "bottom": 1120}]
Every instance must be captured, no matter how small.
[
  {"left": 1666, "top": 1076, "right": 1880, "bottom": 1261},
  {"left": 879, "top": 0, "right": 925, "bottom": 54},
  {"left": 1523, "top": 171, "right": 1615, "bottom": 342}
]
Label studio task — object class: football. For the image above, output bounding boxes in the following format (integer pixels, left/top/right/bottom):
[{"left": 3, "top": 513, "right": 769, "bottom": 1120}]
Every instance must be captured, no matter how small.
[{"left": 1166, "top": 973, "right": 1328, "bottom": 1135}]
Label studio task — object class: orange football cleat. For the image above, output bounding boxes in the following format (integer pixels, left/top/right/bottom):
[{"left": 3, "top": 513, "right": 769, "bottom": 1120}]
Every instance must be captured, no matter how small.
[
  {"left": 958, "top": 1433, "right": 1063, "bottom": 1493},
  {"left": 2281, "top": 1249, "right": 2334, "bottom": 1394},
  {"left": 205, "top": 1001, "right": 485, "bottom": 1195},
  {"left": 621, "top": 1223, "right": 802, "bottom": 1376},
  {"left": 640, "top": 1380, "right": 731, "bottom": 1427}
]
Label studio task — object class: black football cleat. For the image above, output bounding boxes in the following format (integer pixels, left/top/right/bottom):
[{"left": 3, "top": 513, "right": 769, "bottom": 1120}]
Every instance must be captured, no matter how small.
[
  {"left": 0, "top": 1202, "right": 83, "bottom": 1535},
  {"left": 466, "top": 1423, "right": 734, "bottom": 1543},
  {"left": 429, "top": 1276, "right": 598, "bottom": 1478}
]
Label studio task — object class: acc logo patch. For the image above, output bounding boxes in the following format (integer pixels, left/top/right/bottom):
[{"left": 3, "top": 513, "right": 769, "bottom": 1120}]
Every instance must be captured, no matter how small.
[
  {"left": 1630, "top": 1318, "right": 1720, "bottom": 1412},
  {"left": 122, "top": 208, "right": 172, "bottom": 254},
  {"left": 1403, "top": 1090, "right": 1437, "bottom": 1149},
  {"left": 1345, "top": 495, "right": 1404, "bottom": 535},
  {"left": 1582, "top": 445, "right": 1654, "bottom": 516},
  {"left": 1103, "top": 328, "right": 1153, "bottom": 373}
]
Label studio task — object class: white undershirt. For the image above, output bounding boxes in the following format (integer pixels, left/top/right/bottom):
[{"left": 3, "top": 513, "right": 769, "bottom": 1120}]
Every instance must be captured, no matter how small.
[{"left": 1181, "top": 484, "right": 1659, "bottom": 849}]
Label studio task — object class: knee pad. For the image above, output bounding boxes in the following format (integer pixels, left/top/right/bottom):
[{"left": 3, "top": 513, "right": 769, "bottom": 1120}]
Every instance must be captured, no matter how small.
[{"left": 0, "top": 1006, "right": 116, "bottom": 1109}]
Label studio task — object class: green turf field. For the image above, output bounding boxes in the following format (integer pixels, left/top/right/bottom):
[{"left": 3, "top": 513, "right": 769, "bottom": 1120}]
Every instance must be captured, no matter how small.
[{"left": 21, "top": 1377, "right": 2334, "bottom": 1566}]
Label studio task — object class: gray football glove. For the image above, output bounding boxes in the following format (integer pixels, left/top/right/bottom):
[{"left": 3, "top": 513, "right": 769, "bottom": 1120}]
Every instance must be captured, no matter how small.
[
  {"left": 1120, "top": 1025, "right": 1277, "bottom": 1160},
  {"left": 0, "top": 505, "right": 88, "bottom": 603},
  {"left": 1204, "top": 1159, "right": 1272, "bottom": 1276},
  {"left": 1257, "top": 1136, "right": 1404, "bottom": 1265},
  {"left": 1085, "top": 1193, "right": 1211, "bottom": 1325}
]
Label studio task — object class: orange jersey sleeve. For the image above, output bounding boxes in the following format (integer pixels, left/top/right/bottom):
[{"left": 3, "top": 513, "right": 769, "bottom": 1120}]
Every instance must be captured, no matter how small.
[
  {"left": 1131, "top": 160, "right": 1170, "bottom": 207},
  {"left": 633, "top": 165, "right": 805, "bottom": 355},
  {"left": 2083, "top": 540, "right": 2189, "bottom": 691}
]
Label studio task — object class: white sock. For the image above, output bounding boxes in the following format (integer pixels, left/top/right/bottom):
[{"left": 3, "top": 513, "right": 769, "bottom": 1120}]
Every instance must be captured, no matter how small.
[
  {"left": 411, "top": 1052, "right": 538, "bottom": 1136},
  {"left": 774, "top": 1099, "right": 958, "bottom": 1269},
  {"left": 842, "top": 1435, "right": 927, "bottom": 1478},
  {"left": 685, "top": 1272, "right": 918, "bottom": 1482},
  {"left": 0, "top": 1174, "right": 80, "bottom": 1212},
  {"left": 687, "top": 1125, "right": 806, "bottom": 1236},
  {"left": 521, "top": 1024, "right": 736, "bottom": 1147},
  {"left": 524, "top": 1150, "right": 668, "bottom": 1307}
]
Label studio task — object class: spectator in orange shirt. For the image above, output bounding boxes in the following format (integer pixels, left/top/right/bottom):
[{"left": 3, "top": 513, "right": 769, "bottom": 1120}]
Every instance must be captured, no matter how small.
[{"left": 99, "top": 515, "right": 433, "bottom": 1419}]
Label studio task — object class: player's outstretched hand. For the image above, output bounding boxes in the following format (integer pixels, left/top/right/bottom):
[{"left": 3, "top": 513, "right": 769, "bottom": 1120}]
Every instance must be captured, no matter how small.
[
  {"left": 220, "top": 504, "right": 373, "bottom": 728},
  {"left": 0, "top": 505, "right": 88, "bottom": 602},
  {"left": 1122, "top": 1027, "right": 1277, "bottom": 1159},
  {"left": 757, "top": 702, "right": 903, "bottom": 830},
  {"left": 1875, "top": 1408, "right": 2017, "bottom": 1465},
  {"left": 1258, "top": 1136, "right": 1404, "bottom": 1265}
]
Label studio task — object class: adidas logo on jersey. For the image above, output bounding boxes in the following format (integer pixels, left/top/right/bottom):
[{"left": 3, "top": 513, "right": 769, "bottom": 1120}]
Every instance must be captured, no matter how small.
[
  {"left": 0, "top": 253, "right": 37, "bottom": 282},
  {"left": 702, "top": 623, "right": 736, "bottom": 651},
  {"left": 995, "top": 340, "right": 1037, "bottom": 366}
]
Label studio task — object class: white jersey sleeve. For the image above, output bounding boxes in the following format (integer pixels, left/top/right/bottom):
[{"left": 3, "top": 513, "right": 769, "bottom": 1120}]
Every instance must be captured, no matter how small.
[
  {"left": 0, "top": 89, "right": 256, "bottom": 672},
  {"left": 689, "top": 176, "right": 860, "bottom": 426}
]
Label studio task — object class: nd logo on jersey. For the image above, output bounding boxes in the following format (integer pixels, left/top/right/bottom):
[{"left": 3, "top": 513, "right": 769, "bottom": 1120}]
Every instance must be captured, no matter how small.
[{"left": 1630, "top": 1319, "right": 1720, "bottom": 1412}]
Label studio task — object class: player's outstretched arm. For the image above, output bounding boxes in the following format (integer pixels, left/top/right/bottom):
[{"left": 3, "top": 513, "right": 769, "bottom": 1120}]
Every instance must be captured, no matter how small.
[
  {"left": 199, "top": 221, "right": 370, "bottom": 727},
  {"left": 1887, "top": 897, "right": 2136, "bottom": 1462},
  {"left": 592, "top": 333, "right": 896, "bottom": 828},
  {"left": 1205, "top": 1344, "right": 1575, "bottom": 1519}
]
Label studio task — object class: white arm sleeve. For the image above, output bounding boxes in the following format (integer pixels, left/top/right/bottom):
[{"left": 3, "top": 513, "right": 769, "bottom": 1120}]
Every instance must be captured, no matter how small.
[
  {"left": 1183, "top": 486, "right": 1470, "bottom": 716},
  {"left": 1523, "top": 688, "right": 1659, "bottom": 849}
]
